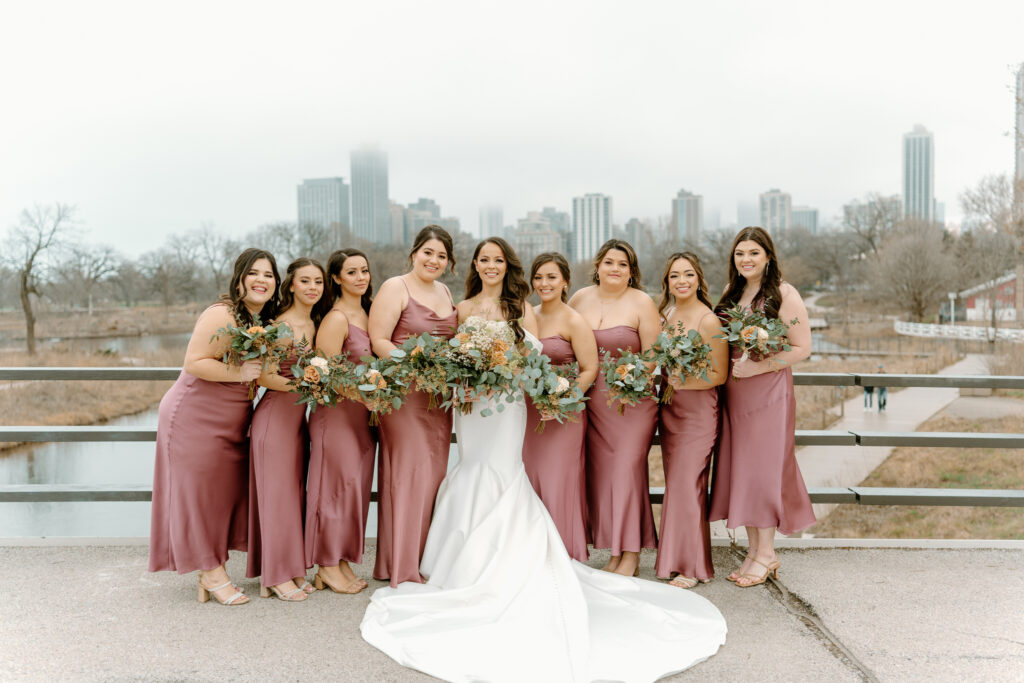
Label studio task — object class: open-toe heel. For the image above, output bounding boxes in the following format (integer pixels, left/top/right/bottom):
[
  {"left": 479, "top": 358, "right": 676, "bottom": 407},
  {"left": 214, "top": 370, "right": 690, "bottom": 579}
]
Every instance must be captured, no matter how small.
[
  {"left": 260, "top": 584, "right": 308, "bottom": 601},
  {"left": 198, "top": 579, "right": 248, "bottom": 605}
]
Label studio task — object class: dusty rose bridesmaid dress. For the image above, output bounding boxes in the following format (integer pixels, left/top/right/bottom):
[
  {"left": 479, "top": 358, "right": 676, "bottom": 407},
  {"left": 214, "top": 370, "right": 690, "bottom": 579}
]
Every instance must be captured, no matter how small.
[
  {"left": 305, "top": 325, "right": 377, "bottom": 570},
  {"left": 709, "top": 347, "right": 816, "bottom": 535},
  {"left": 585, "top": 326, "right": 658, "bottom": 555},
  {"left": 522, "top": 335, "right": 589, "bottom": 562},
  {"left": 148, "top": 370, "right": 251, "bottom": 574},
  {"left": 246, "top": 355, "right": 308, "bottom": 587},
  {"left": 656, "top": 388, "right": 717, "bottom": 580},
  {"left": 374, "top": 287, "right": 458, "bottom": 586}
]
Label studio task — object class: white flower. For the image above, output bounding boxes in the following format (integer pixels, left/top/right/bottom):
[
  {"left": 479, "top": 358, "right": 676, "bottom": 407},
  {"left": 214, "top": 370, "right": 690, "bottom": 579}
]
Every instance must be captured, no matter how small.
[
  {"left": 310, "top": 356, "right": 329, "bottom": 371},
  {"left": 756, "top": 327, "right": 769, "bottom": 341},
  {"left": 555, "top": 376, "right": 571, "bottom": 394}
]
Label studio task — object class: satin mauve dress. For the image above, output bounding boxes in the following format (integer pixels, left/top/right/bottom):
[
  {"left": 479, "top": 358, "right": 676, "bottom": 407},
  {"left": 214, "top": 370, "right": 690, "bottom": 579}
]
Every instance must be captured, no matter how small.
[
  {"left": 148, "top": 370, "right": 251, "bottom": 574},
  {"left": 374, "top": 289, "right": 458, "bottom": 586},
  {"left": 656, "top": 387, "right": 718, "bottom": 580},
  {"left": 585, "top": 326, "right": 658, "bottom": 555},
  {"left": 247, "top": 355, "right": 309, "bottom": 587},
  {"left": 305, "top": 324, "right": 377, "bottom": 569},
  {"left": 709, "top": 346, "right": 816, "bottom": 535},
  {"left": 522, "top": 335, "right": 590, "bottom": 562}
]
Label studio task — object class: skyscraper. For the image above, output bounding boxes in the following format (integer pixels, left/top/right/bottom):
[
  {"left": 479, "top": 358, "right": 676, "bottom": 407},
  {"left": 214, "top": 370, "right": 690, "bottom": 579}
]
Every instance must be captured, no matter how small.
[
  {"left": 670, "top": 189, "right": 703, "bottom": 246},
  {"left": 791, "top": 206, "right": 819, "bottom": 233},
  {"left": 759, "top": 189, "right": 791, "bottom": 235},
  {"left": 572, "top": 193, "right": 612, "bottom": 262},
  {"left": 297, "top": 177, "right": 350, "bottom": 232},
  {"left": 903, "top": 125, "right": 935, "bottom": 222},
  {"left": 350, "top": 146, "right": 390, "bottom": 243},
  {"left": 479, "top": 205, "right": 504, "bottom": 238}
]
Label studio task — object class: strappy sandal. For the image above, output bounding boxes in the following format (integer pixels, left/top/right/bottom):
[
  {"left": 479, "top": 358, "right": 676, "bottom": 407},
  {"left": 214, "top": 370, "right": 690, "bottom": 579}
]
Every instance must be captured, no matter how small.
[
  {"left": 669, "top": 575, "right": 711, "bottom": 589},
  {"left": 260, "top": 583, "right": 308, "bottom": 601},
  {"left": 294, "top": 578, "right": 315, "bottom": 594},
  {"left": 314, "top": 570, "right": 364, "bottom": 594},
  {"left": 198, "top": 579, "right": 248, "bottom": 605},
  {"left": 727, "top": 553, "right": 753, "bottom": 582},
  {"left": 735, "top": 558, "right": 780, "bottom": 588}
]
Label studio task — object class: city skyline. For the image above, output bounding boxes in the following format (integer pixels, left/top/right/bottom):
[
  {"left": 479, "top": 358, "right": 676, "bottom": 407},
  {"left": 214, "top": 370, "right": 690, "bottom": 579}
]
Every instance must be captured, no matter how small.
[{"left": 2, "top": 2, "right": 1023, "bottom": 255}]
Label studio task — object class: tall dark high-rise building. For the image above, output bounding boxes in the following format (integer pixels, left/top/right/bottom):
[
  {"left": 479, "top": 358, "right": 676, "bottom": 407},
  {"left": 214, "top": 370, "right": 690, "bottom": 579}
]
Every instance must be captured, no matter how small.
[{"left": 350, "top": 146, "right": 390, "bottom": 243}]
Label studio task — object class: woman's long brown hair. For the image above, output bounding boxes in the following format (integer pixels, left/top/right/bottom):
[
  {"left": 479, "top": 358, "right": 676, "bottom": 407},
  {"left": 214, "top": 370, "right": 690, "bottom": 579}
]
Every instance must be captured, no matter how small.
[
  {"left": 714, "top": 226, "right": 783, "bottom": 319},
  {"left": 464, "top": 237, "right": 529, "bottom": 343}
]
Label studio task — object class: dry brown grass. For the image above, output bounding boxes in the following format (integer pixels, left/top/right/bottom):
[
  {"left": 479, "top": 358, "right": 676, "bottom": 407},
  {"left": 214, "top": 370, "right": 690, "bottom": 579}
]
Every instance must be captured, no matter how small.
[
  {"left": 0, "top": 305, "right": 197, "bottom": 342},
  {"left": 809, "top": 413, "right": 1024, "bottom": 539},
  {"left": 0, "top": 346, "right": 180, "bottom": 451}
]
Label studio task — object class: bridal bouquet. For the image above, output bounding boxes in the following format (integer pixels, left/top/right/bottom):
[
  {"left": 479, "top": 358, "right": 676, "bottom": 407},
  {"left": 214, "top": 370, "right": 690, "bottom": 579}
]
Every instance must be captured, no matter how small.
[
  {"left": 388, "top": 332, "right": 450, "bottom": 408},
  {"left": 717, "top": 304, "right": 796, "bottom": 363},
  {"left": 525, "top": 360, "right": 588, "bottom": 433},
  {"left": 600, "top": 349, "right": 656, "bottom": 415},
  {"left": 441, "top": 319, "right": 524, "bottom": 414},
  {"left": 214, "top": 314, "right": 295, "bottom": 398},
  {"left": 649, "top": 323, "right": 714, "bottom": 404},
  {"left": 289, "top": 350, "right": 348, "bottom": 411}
]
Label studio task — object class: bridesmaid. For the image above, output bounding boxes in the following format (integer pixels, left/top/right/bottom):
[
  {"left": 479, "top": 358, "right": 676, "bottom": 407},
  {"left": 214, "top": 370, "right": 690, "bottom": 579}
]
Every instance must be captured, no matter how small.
[
  {"left": 149, "top": 247, "right": 279, "bottom": 605},
  {"left": 306, "top": 248, "right": 376, "bottom": 594},
  {"left": 709, "top": 226, "right": 814, "bottom": 587},
  {"left": 569, "top": 239, "right": 661, "bottom": 577},
  {"left": 247, "top": 258, "right": 331, "bottom": 601},
  {"left": 654, "top": 252, "right": 728, "bottom": 588},
  {"left": 368, "top": 225, "right": 459, "bottom": 586},
  {"left": 522, "top": 252, "right": 598, "bottom": 562}
]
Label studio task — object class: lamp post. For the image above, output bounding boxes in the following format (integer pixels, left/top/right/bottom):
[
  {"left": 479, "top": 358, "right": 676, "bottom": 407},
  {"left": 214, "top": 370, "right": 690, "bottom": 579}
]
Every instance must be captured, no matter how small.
[{"left": 948, "top": 292, "right": 956, "bottom": 327}]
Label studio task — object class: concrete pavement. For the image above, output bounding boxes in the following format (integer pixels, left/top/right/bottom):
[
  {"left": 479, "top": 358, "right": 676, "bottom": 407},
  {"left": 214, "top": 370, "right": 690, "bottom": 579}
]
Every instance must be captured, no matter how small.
[{"left": 1, "top": 540, "right": 1021, "bottom": 682}]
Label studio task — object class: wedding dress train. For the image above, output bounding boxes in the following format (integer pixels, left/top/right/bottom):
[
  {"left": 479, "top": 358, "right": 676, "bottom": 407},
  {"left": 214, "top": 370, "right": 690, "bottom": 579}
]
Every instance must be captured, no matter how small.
[{"left": 361, "top": 332, "right": 727, "bottom": 682}]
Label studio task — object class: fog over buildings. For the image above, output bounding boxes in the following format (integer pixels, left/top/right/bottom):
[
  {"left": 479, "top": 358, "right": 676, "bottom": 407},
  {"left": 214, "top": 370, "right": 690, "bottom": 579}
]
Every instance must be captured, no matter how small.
[{"left": 1, "top": 1, "right": 1023, "bottom": 254}]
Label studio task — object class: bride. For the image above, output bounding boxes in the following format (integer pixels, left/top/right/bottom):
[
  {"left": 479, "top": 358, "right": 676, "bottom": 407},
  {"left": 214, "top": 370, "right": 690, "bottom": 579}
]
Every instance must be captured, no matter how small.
[{"left": 361, "top": 239, "right": 727, "bottom": 682}]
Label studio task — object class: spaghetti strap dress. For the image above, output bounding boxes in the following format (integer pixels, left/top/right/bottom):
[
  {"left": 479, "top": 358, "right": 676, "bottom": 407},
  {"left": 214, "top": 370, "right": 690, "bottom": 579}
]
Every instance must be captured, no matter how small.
[
  {"left": 305, "top": 324, "right": 378, "bottom": 569},
  {"left": 585, "top": 326, "right": 658, "bottom": 555},
  {"left": 373, "top": 283, "right": 458, "bottom": 586},
  {"left": 709, "top": 318, "right": 816, "bottom": 535},
  {"left": 148, "top": 334, "right": 252, "bottom": 574},
  {"left": 246, "top": 353, "right": 309, "bottom": 587},
  {"left": 521, "top": 334, "right": 590, "bottom": 562}
]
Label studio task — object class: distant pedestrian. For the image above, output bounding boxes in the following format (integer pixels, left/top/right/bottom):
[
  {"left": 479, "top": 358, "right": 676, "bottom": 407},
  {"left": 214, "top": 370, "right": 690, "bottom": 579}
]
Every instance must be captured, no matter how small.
[
  {"left": 877, "top": 365, "right": 888, "bottom": 412},
  {"left": 863, "top": 384, "right": 874, "bottom": 409}
]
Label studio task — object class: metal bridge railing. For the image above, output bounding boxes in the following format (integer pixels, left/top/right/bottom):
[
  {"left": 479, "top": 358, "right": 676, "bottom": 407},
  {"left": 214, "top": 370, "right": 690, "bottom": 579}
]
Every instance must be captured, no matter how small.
[{"left": 2, "top": 368, "right": 1023, "bottom": 507}]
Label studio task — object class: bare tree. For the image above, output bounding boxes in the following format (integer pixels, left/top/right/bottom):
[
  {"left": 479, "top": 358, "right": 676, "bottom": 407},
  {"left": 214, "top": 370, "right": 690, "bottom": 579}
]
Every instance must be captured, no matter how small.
[
  {"left": 954, "top": 228, "right": 1017, "bottom": 343},
  {"left": 2, "top": 204, "right": 75, "bottom": 354},
  {"left": 53, "top": 244, "right": 118, "bottom": 315},
  {"left": 871, "top": 220, "right": 954, "bottom": 322},
  {"left": 960, "top": 174, "right": 1024, "bottom": 325},
  {"left": 843, "top": 193, "right": 902, "bottom": 255},
  {"left": 192, "top": 223, "right": 239, "bottom": 293},
  {"left": 804, "top": 230, "right": 862, "bottom": 331}
]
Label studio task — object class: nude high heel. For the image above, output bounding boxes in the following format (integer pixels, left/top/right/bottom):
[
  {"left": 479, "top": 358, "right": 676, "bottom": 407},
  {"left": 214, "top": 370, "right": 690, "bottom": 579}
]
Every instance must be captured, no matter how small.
[
  {"left": 260, "top": 584, "right": 308, "bottom": 601},
  {"left": 198, "top": 579, "right": 248, "bottom": 605},
  {"left": 734, "top": 558, "right": 780, "bottom": 588}
]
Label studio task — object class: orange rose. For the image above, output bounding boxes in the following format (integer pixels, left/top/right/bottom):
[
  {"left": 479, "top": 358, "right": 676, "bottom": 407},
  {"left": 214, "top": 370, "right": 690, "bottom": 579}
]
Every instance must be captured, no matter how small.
[
  {"left": 615, "top": 365, "right": 630, "bottom": 378},
  {"left": 247, "top": 326, "right": 266, "bottom": 335},
  {"left": 411, "top": 345, "right": 424, "bottom": 356},
  {"left": 740, "top": 326, "right": 759, "bottom": 344},
  {"left": 303, "top": 365, "right": 321, "bottom": 382}
]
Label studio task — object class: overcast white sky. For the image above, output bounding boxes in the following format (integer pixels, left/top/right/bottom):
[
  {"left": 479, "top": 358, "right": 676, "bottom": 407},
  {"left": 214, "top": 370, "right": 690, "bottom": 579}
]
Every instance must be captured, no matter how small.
[{"left": 2, "top": 0, "right": 1023, "bottom": 255}]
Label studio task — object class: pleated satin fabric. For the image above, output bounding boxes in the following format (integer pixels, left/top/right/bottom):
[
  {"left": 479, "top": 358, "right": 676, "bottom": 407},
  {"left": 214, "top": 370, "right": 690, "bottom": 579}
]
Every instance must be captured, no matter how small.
[
  {"left": 709, "top": 348, "right": 816, "bottom": 535},
  {"left": 148, "top": 371, "right": 251, "bottom": 574},
  {"left": 585, "top": 326, "right": 658, "bottom": 555},
  {"left": 522, "top": 335, "right": 590, "bottom": 562},
  {"left": 247, "top": 356, "right": 309, "bottom": 587},
  {"left": 305, "top": 325, "right": 378, "bottom": 568},
  {"left": 373, "top": 294, "right": 457, "bottom": 586},
  {"left": 656, "top": 387, "right": 717, "bottom": 580}
]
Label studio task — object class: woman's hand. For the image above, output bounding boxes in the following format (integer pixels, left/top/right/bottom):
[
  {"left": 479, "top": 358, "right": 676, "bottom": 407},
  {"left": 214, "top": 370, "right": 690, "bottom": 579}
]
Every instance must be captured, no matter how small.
[
  {"left": 731, "top": 356, "right": 765, "bottom": 379},
  {"left": 238, "top": 360, "right": 263, "bottom": 382}
]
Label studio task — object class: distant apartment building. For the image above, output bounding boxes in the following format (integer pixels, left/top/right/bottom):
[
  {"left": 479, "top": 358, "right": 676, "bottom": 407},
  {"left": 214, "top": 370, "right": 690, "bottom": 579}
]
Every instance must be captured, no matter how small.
[
  {"left": 623, "top": 218, "right": 644, "bottom": 246},
  {"left": 903, "top": 125, "right": 935, "bottom": 222},
  {"left": 297, "top": 177, "right": 350, "bottom": 232},
  {"left": 512, "top": 211, "right": 566, "bottom": 265},
  {"left": 350, "top": 146, "right": 390, "bottom": 243},
  {"left": 572, "top": 193, "right": 612, "bottom": 262},
  {"left": 759, "top": 189, "right": 791, "bottom": 235},
  {"left": 791, "top": 206, "right": 819, "bottom": 233},
  {"left": 670, "top": 189, "right": 703, "bottom": 246},
  {"left": 540, "top": 206, "right": 571, "bottom": 233},
  {"left": 479, "top": 205, "right": 504, "bottom": 238}
]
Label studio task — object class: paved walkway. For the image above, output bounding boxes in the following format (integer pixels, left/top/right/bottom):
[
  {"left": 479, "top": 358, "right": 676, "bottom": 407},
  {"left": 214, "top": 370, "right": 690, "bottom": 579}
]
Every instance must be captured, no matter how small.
[{"left": 1, "top": 540, "right": 1021, "bottom": 682}]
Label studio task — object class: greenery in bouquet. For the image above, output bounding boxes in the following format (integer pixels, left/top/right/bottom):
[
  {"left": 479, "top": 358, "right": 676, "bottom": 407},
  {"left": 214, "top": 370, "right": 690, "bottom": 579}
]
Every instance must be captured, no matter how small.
[
  {"left": 289, "top": 350, "right": 349, "bottom": 411},
  {"left": 213, "top": 314, "right": 295, "bottom": 398},
  {"left": 524, "top": 359, "right": 588, "bottom": 433},
  {"left": 387, "top": 332, "right": 450, "bottom": 409},
  {"left": 441, "top": 320, "right": 524, "bottom": 415},
  {"left": 350, "top": 357, "right": 410, "bottom": 426},
  {"left": 717, "top": 304, "right": 796, "bottom": 364},
  {"left": 649, "top": 322, "right": 714, "bottom": 404},
  {"left": 600, "top": 349, "right": 656, "bottom": 415}
]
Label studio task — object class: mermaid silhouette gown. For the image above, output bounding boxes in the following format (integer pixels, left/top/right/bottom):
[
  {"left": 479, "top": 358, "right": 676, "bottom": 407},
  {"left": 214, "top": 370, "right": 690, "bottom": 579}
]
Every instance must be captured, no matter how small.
[{"left": 361, "top": 325, "right": 726, "bottom": 683}]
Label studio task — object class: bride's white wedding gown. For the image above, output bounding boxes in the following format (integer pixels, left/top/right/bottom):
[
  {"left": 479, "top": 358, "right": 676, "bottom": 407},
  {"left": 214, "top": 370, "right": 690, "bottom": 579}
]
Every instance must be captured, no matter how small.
[{"left": 361, "top": 330, "right": 727, "bottom": 682}]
